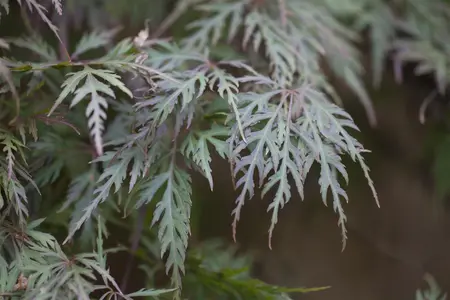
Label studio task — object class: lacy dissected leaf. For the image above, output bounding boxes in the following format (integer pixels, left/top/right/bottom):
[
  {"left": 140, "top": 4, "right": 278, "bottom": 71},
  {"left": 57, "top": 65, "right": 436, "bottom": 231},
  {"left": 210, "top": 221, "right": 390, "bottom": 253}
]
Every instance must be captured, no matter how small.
[
  {"left": 13, "top": 223, "right": 123, "bottom": 300},
  {"left": 243, "top": 10, "right": 300, "bottom": 86},
  {"left": 146, "top": 40, "right": 205, "bottom": 71},
  {"left": 135, "top": 70, "right": 207, "bottom": 129},
  {"left": 59, "top": 169, "right": 101, "bottom": 247},
  {"left": 64, "top": 147, "right": 145, "bottom": 243},
  {"left": 297, "top": 84, "right": 378, "bottom": 247},
  {"left": 1, "top": 218, "right": 165, "bottom": 299},
  {"left": 10, "top": 35, "right": 58, "bottom": 62},
  {"left": 394, "top": 38, "right": 450, "bottom": 93},
  {"left": 206, "top": 65, "right": 247, "bottom": 140},
  {"left": 287, "top": 1, "right": 377, "bottom": 126},
  {"left": 262, "top": 111, "right": 305, "bottom": 248},
  {"left": 0, "top": 130, "right": 26, "bottom": 179},
  {"left": 23, "top": 243, "right": 95, "bottom": 299},
  {"left": 182, "top": 0, "right": 247, "bottom": 50},
  {"left": 181, "top": 124, "right": 229, "bottom": 190},
  {"left": 100, "top": 37, "right": 135, "bottom": 61},
  {"left": 230, "top": 77, "right": 377, "bottom": 248},
  {"left": 142, "top": 43, "right": 251, "bottom": 141},
  {"left": 181, "top": 0, "right": 314, "bottom": 80},
  {"left": 48, "top": 66, "right": 132, "bottom": 155},
  {"left": 136, "top": 154, "right": 192, "bottom": 293},
  {"left": 0, "top": 168, "right": 28, "bottom": 223},
  {"left": 52, "top": 0, "right": 62, "bottom": 15},
  {"left": 72, "top": 28, "right": 120, "bottom": 58},
  {"left": 33, "top": 158, "right": 63, "bottom": 187},
  {"left": 354, "top": 1, "right": 396, "bottom": 87},
  {"left": 229, "top": 89, "right": 282, "bottom": 240},
  {"left": 0, "top": 130, "right": 36, "bottom": 224},
  {"left": 18, "top": 0, "right": 63, "bottom": 46},
  {"left": 0, "top": 0, "right": 9, "bottom": 19},
  {"left": 31, "top": 133, "right": 69, "bottom": 187},
  {"left": 390, "top": 0, "right": 450, "bottom": 93},
  {"left": 183, "top": 0, "right": 376, "bottom": 125},
  {"left": 0, "top": 38, "right": 21, "bottom": 123},
  {"left": 240, "top": 1, "right": 332, "bottom": 88},
  {"left": 125, "top": 288, "right": 176, "bottom": 298},
  {"left": 103, "top": 100, "right": 138, "bottom": 142}
]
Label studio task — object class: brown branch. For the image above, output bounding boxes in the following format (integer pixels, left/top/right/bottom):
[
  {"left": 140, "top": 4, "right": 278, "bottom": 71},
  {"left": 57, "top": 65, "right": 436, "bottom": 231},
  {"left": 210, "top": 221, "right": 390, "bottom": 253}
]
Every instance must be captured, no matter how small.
[
  {"left": 55, "top": 7, "right": 69, "bottom": 61},
  {"left": 120, "top": 206, "right": 147, "bottom": 292},
  {"left": 277, "top": 0, "right": 287, "bottom": 28}
]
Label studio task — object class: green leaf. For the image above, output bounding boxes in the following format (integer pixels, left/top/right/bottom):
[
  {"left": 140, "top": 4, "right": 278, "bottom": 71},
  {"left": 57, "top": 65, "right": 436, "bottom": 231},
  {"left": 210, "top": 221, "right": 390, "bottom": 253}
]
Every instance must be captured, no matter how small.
[
  {"left": 72, "top": 28, "right": 119, "bottom": 58},
  {"left": 135, "top": 70, "right": 207, "bottom": 128},
  {"left": 229, "top": 76, "right": 377, "bottom": 249},
  {"left": 126, "top": 288, "right": 176, "bottom": 298},
  {"left": 11, "top": 35, "right": 57, "bottom": 61},
  {"left": 63, "top": 148, "right": 144, "bottom": 243},
  {"left": 181, "top": 124, "right": 229, "bottom": 190},
  {"left": 207, "top": 66, "right": 246, "bottom": 142},
  {"left": 182, "top": 1, "right": 246, "bottom": 50},
  {"left": 0, "top": 130, "right": 35, "bottom": 224},
  {"left": 20, "top": 0, "right": 64, "bottom": 51},
  {"left": 229, "top": 88, "right": 282, "bottom": 240},
  {"left": 137, "top": 153, "right": 192, "bottom": 293},
  {"left": 49, "top": 66, "right": 132, "bottom": 155}
]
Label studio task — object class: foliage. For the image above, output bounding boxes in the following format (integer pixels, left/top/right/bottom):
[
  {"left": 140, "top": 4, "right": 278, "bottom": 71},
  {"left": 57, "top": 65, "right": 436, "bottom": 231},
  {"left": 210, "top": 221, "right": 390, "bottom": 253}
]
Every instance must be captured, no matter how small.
[
  {"left": 0, "top": 0, "right": 448, "bottom": 299},
  {"left": 182, "top": 240, "right": 330, "bottom": 299},
  {"left": 415, "top": 274, "right": 447, "bottom": 300}
]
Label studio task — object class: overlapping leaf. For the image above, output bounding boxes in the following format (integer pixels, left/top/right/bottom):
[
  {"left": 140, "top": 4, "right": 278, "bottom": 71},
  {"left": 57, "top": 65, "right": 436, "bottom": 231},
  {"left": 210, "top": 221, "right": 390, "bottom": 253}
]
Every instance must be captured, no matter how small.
[
  {"left": 64, "top": 147, "right": 145, "bottom": 243},
  {"left": 0, "top": 130, "right": 36, "bottom": 225},
  {"left": 72, "top": 28, "right": 119, "bottom": 58},
  {"left": 136, "top": 153, "right": 192, "bottom": 293},
  {"left": 135, "top": 70, "right": 207, "bottom": 128},
  {"left": 48, "top": 66, "right": 133, "bottom": 155},
  {"left": 182, "top": 0, "right": 247, "bottom": 50},
  {"left": 230, "top": 77, "right": 378, "bottom": 248},
  {"left": 181, "top": 124, "right": 229, "bottom": 190}
]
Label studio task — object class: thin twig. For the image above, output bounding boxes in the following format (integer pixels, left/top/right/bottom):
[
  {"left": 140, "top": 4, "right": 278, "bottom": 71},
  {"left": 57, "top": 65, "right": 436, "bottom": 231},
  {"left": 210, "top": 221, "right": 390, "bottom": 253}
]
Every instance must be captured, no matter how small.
[
  {"left": 120, "top": 206, "right": 147, "bottom": 292},
  {"left": 277, "top": 0, "right": 287, "bottom": 28},
  {"left": 20, "top": 7, "right": 35, "bottom": 36},
  {"left": 55, "top": 6, "right": 69, "bottom": 61}
]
